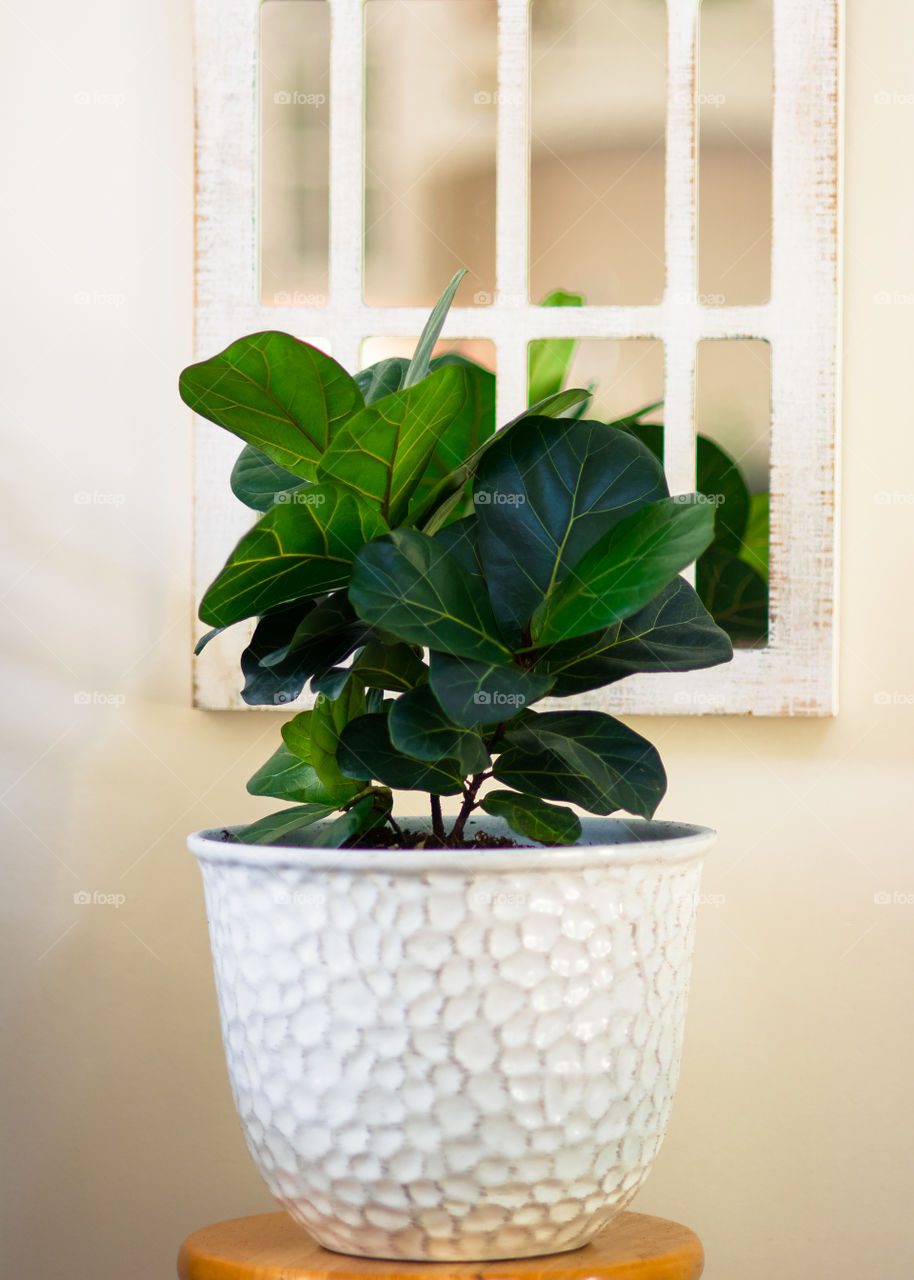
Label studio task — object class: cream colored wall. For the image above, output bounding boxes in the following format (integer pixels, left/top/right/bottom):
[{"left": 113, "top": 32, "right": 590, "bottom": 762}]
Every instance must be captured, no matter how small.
[{"left": 1, "top": 2, "right": 912, "bottom": 1278}]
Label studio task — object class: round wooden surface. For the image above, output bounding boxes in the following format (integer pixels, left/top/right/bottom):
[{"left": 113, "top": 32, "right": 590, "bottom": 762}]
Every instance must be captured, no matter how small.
[{"left": 177, "top": 1211, "right": 704, "bottom": 1280}]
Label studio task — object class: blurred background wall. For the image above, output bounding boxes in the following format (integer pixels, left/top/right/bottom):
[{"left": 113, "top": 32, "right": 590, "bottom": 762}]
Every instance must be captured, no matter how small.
[{"left": 1, "top": 1, "right": 913, "bottom": 1277}]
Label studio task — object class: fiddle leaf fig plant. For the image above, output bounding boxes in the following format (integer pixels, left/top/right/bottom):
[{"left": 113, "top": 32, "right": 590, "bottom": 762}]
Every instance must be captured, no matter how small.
[{"left": 182, "top": 272, "right": 733, "bottom": 849}]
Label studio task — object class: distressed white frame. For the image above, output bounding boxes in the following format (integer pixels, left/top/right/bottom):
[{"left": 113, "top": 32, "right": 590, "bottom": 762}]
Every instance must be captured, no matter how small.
[{"left": 192, "top": 0, "right": 841, "bottom": 715}]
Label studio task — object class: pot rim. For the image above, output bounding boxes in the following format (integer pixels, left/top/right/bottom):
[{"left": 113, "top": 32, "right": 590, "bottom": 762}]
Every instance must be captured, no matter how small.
[{"left": 188, "top": 814, "right": 715, "bottom": 874}]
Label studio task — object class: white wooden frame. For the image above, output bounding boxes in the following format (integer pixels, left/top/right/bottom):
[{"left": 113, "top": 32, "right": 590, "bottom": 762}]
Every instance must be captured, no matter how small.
[{"left": 192, "top": 0, "right": 841, "bottom": 715}]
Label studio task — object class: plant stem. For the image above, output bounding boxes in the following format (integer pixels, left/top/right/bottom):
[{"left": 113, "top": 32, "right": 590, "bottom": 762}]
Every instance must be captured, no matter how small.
[
  {"left": 450, "top": 773, "right": 489, "bottom": 845},
  {"left": 430, "top": 794, "right": 446, "bottom": 842},
  {"left": 386, "top": 813, "right": 405, "bottom": 844}
]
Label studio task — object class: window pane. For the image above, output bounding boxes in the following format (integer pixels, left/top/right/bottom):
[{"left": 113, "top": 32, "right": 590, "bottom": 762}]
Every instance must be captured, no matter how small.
[
  {"left": 695, "top": 339, "right": 771, "bottom": 648},
  {"left": 260, "top": 1, "right": 331, "bottom": 306},
  {"left": 530, "top": 0, "right": 667, "bottom": 305},
  {"left": 698, "top": 0, "right": 773, "bottom": 304},
  {"left": 364, "top": 1, "right": 497, "bottom": 307}
]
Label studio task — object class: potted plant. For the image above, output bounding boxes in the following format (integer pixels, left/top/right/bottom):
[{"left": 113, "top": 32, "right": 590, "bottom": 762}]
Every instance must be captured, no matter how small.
[{"left": 182, "top": 274, "right": 732, "bottom": 1262}]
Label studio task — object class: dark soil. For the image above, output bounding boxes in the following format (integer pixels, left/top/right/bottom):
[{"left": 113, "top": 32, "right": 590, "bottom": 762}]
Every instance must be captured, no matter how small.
[{"left": 217, "top": 826, "right": 520, "bottom": 850}]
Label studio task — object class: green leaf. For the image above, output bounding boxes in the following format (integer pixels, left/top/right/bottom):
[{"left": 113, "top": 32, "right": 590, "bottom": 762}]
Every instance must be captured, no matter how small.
[
  {"left": 428, "top": 651, "right": 555, "bottom": 728},
  {"left": 528, "top": 290, "right": 583, "bottom": 405},
  {"left": 199, "top": 484, "right": 388, "bottom": 627},
  {"left": 233, "top": 803, "right": 337, "bottom": 845},
  {"left": 352, "top": 641, "right": 428, "bottom": 692},
  {"left": 474, "top": 417, "right": 668, "bottom": 641},
  {"left": 697, "top": 435, "right": 750, "bottom": 553},
  {"left": 195, "top": 626, "right": 229, "bottom": 656},
  {"left": 239, "top": 600, "right": 316, "bottom": 706},
  {"left": 407, "top": 364, "right": 496, "bottom": 518},
  {"left": 337, "top": 713, "right": 465, "bottom": 794},
  {"left": 355, "top": 357, "right": 410, "bottom": 405},
  {"left": 697, "top": 548, "right": 768, "bottom": 647},
  {"left": 389, "top": 685, "right": 490, "bottom": 773},
  {"left": 179, "top": 332, "right": 363, "bottom": 479},
  {"left": 304, "top": 790, "right": 392, "bottom": 848},
  {"left": 246, "top": 742, "right": 336, "bottom": 804},
  {"left": 317, "top": 364, "right": 478, "bottom": 524},
  {"left": 273, "top": 592, "right": 369, "bottom": 673},
  {"left": 407, "top": 388, "right": 593, "bottom": 531},
  {"left": 531, "top": 495, "right": 717, "bottom": 645},
  {"left": 403, "top": 269, "right": 466, "bottom": 388},
  {"left": 540, "top": 576, "right": 732, "bottom": 695},
  {"left": 349, "top": 529, "right": 510, "bottom": 664},
  {"left": 481, "top": 790, "right": 581, "bottom": 846},
  {"left": 308, "top": 683, "right": 368, "bottom": 802},
  {"left": 739, "top": 492, "right": 769, "bottom": 578},
  {"left": 230, "top": 445, "right": 306, "bottom": 512},
  {"left": 493, "top": 711, "right": 667, "bottom": 819}
]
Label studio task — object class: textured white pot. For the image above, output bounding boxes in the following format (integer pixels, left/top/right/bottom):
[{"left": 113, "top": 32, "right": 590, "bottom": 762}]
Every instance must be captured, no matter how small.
[{"left": 189, "top": 816, "right": 714, "bottom": 1261}]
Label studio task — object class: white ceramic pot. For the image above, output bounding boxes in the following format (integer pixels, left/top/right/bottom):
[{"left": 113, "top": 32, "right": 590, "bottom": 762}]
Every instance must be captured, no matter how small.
[{"left": 189, "top": 816, "right": 713, "bottom": 1261}]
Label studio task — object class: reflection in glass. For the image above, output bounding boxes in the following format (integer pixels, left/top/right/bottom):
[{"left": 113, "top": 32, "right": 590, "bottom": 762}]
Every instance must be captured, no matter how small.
[
  {"left": 260, "top": 1, "right": 330, "bottom": 306},
  {"left": 698, "top": 0, "right": 773, "bottom": 304},
  {"left": 530, "top": 0, "right": 667, "bottom": 305},
  {"left": 364, "top": 1, "right": 497, "bottom": 306}
]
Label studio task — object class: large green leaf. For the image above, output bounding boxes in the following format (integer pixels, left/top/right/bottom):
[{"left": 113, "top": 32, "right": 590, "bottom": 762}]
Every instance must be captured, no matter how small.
[
  {"left": 230, "top": 445, "right": 305, "bottom": 512},
  {"left": 407, "top": 364, "right": 496, "bottom": 518},
  {"left": 530, "top": 495, "right": 717, "bottom": 645},
  {"left": 309, "top": 683, "right": 368, "bottom": 801},
  {"left": 474, "top": 417, "right": 668, "bottom": 641},
  {"left": 239, "top": 600, "right": 316, "bottom": 706},
  {"left": 199, "top": 484, "right": 388, "bottom": 628},
  {"left": 355, "top": 358, "right": 410, "bottom": 405},
  {"left": 407, "top": 388, "right": 593, "bottom": 531},
  {"left": 540, "top": 576, "right": 733, "bottom": 695},
  {"left": 337, "top": 713, "right": 465, "bottom": 794},
  {"left": 271, "top": 592, "right": 369, "bottom": 673},
  {"left": 428, "top": 651, "right": 555, "bottom": 728},
  {"left": 352, "top": 641, "right": 428, "bottom": 692},
  {"left": 180, "top": 332, "right": 363, "bottom": 479},
  {"left": 317, "top": 364, "right": 477, "bottom": 524},
  {"left": 481, "top": 790, "right": 581, "bottom": 846},
  {"left": 234, "top": 803, "right": 337, "bottom": 846},
  {"left": 697, "top": 549, "right": 768, "bottom": 647},
  {"left": 246, "top": 742, "right": 336, "bottom": 805},
  {"left": 349, "top": 529, "right": 510, "bottom": 664},
  {"left": 528, "top": 290, "right": 583, "bottom": 405},
  {"left": 389, "top": 685, "right": 489, "bottom": 774},
  {"left": 493, "top": 711, "right": 667, "bottom": 819}
]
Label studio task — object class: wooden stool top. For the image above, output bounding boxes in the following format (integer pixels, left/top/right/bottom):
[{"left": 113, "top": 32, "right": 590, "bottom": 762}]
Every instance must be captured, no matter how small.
[{"left": 177, "top": 1211, "right": 703, "bottom": 1280}]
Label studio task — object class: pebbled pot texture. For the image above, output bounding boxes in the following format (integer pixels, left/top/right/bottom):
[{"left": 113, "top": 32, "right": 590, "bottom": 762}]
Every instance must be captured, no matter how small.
[{"left": 188, "top": 816, "right": 714, "bottom": 1261}]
